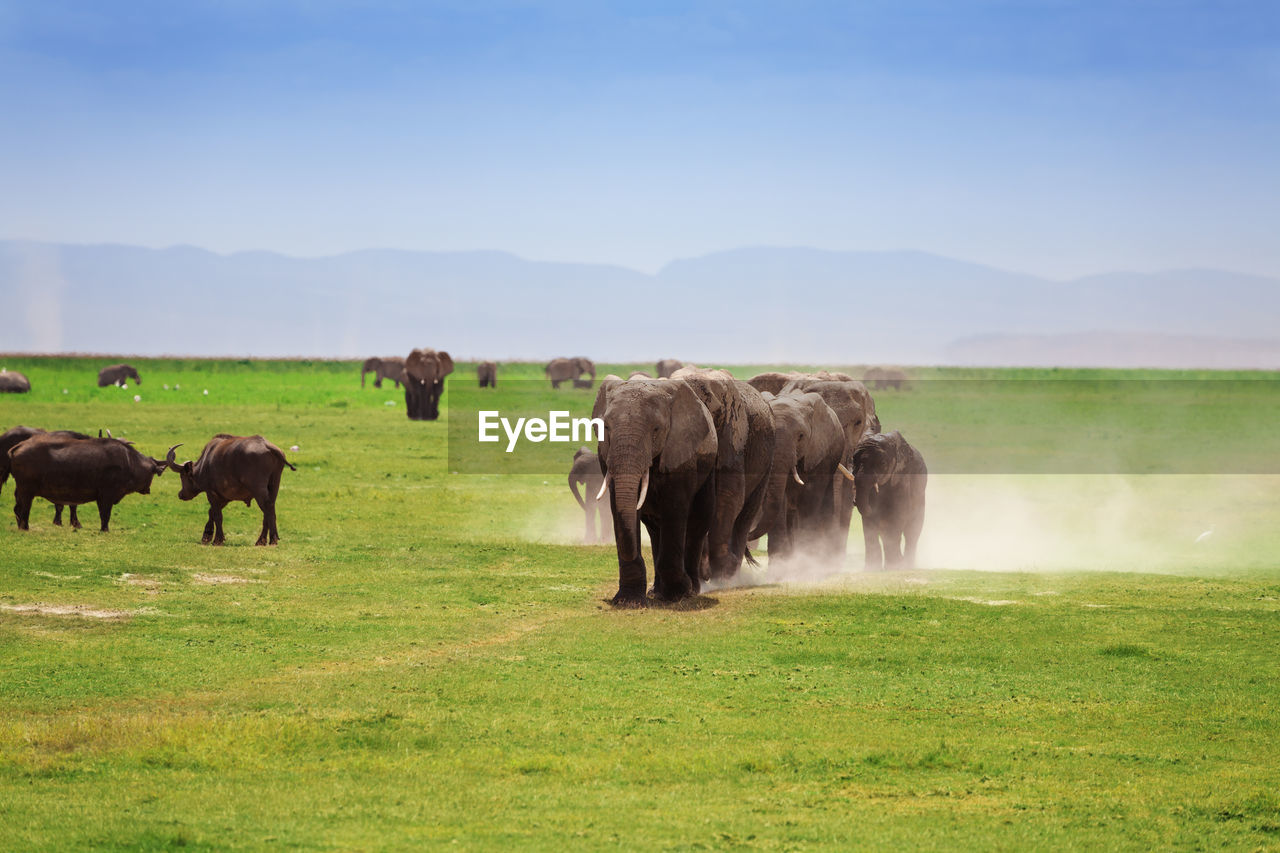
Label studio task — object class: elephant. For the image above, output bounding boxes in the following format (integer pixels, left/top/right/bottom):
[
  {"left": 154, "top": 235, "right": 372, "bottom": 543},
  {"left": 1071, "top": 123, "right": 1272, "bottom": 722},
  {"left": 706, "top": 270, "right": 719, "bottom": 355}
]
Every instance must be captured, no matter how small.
[
  {"left": 655, "top": 359, "right": 686, "bottom": 378},
  {"left": 568, "top": 447, "right": 613, "bottom": 544},
  {"left": 1, "top": 426, "right": 89, "bottom": 527},
  {"left": 669, "top": 367, "right": 775, "bottom": 581},
  {"left": 749, "top": 390, "right": 845, "bottom": 562},
  {"left": 852, "top": 431, "right": 927, "bottom": 570},
  {"left": 573, "top": 378, "right": 594, "bottom": 389},
  {"left": 778, "top": 376, "right": 878, "bottom": 559},
  {"left": 362, "top": 356, "right": 406, "bottom": 388},
  {"left": 592, "top": 377, "right": 718, "bottom": 605},
  {"left": 627, "top": 371, "right": 652, "bottom": 379},
  {"left": 546, "top": 357, "right": 596, "bottom": 389},
  {"left": 477, "top": 361, "right": 497, "bottom": 388},
  {"left": 864, "top": 366, "right": 909, "bottom": 391},
  {"left": 98, "top": 364, "right": 140, "bottom": 387},
  {"left": 403, "top": 348, "right": 454, "bottom": 421},
  {"left": 0, "top": 370, "right": 30, "bottom": 393}
]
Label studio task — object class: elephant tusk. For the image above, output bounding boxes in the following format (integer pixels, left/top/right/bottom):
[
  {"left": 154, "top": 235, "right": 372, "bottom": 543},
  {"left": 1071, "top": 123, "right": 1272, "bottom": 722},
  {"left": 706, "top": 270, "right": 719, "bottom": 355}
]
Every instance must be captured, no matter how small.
[
  {"left": 837, "top": 463, "right": 856, "bottom": 482},
  {"left": 791, "top": 467, "right": 805, "bottom": 486},
  {"left": 636, "top": 469, "right": 650, "bottom": 511},
  {"left": 595, "top": 473, "right": 611, "bottom": 502}
]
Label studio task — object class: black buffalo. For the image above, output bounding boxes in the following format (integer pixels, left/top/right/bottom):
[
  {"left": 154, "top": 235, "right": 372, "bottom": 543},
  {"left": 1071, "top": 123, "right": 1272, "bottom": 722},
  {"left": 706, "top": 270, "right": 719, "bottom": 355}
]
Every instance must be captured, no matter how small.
[
  {"left": 1, "top": 426, "right": 99, "bottom": 527},
  {"left": 98, "top": 363, "right": 141, "bottom": 387},
  {"left": 9, "top": 433, "right": 175, "bottom": 531},
  {"left": 167, "top": 434, "right": 296, "bottom": 545},
  {"left": 0, "top": 370, "right": 31, "bottom": 393}
]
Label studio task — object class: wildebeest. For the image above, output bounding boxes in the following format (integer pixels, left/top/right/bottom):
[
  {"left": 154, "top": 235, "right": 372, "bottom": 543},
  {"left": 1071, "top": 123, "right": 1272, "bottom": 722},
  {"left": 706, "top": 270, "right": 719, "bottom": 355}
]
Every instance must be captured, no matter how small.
[
  {"left": 98, "top": 364, "right": 141, "bottom": 387},
  {"left": 477, "top": 361, "right": 497, "bottom": 388},
  {"left": 851, "top": 430, "right": 927, "bottom": 570},
  {"left": 361, "top": 356, "right": 406, "bottom": 389},
  {"left": 167, "top": 434, "right": 296, "bottom": 545},
  {"left": 1, "top": 426, "right": 96, "bottom": 527},
  {"left": 0, "top": 370, "right": 31, "bottom": 393},
  {"left": 9, "top": 433, "right": 175, "bottom": 531}
]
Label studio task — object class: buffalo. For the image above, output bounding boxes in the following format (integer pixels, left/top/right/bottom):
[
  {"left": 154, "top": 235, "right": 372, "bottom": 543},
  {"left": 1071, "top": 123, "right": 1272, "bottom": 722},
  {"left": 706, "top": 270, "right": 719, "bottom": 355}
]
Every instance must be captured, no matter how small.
[
  {"left": 9, "top": 433, "right": 175, "bottom": 531},
  {"left": 167, "top": 434, "right": 296, "bottom": 545},
  {"left": 1, "top": 426, "right": 98, "bottom": 527},
  {"left": 98, "top": 364, "right": 141, "bottom": 387},
  {"left": 0, "top": 370, "right": 31, "bottom": 393}
]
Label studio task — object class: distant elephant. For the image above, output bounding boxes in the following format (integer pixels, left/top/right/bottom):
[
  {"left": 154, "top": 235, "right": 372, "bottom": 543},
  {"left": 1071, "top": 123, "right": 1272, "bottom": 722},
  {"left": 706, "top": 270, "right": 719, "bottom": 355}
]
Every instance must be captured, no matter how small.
[
  {"left": 0, "top": 370, "right": 31, "bottom": 393},
  {"left": 98, "top": 364, "right": 140, "bottom": 387},
  {"left": 852, "top": 431, "right": 927, "bottom": 569},
  {"left": 628, "top": 371, "right": 652, "bottom": 380},
  {"left": 0, "top": 426, "right": 90, "bottom": 527},
  {"left": 749, "top": 390, "right": 845, "bottom": 562},
  {"left": 670, "top": 367, "right": 775, "bottom": 581},
  {"left": 403, "top": 348, "right": 454, "bottom": 421},
  {"left": 655, "top": 359, "right": 685, "bottom": 378},
  {"left": 573, "top": 378, "right": 594, "bottom": 389},
  {"left": 778, "top": 376, "right": 877, "bottom": 559},
  {"left": 477, "top": 361, "right": 497, "bottom": 388},
  {"left": 593, "top": 377, "right": 718, "bottom": 605},
  {"left": 746, "top": 371, "right": 807, "bottom": 396},
  {"left": 864, "top": 366, "right": 909, "bottom": 391},
  {"left": 568, "top": 447, "right": 612, "bottom": 544},
  {"left": 546, "top": 357, "right": 596, "bottom": 389},
  {"left": 362, "top": 356, "right": 406, "bottom": 388}
]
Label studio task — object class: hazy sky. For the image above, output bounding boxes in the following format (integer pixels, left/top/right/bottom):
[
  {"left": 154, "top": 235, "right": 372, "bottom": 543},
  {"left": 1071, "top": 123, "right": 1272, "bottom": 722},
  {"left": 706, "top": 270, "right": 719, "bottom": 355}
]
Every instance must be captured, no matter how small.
[{"left": 2, "top": 1, "right": 1277, "bottom": 277}]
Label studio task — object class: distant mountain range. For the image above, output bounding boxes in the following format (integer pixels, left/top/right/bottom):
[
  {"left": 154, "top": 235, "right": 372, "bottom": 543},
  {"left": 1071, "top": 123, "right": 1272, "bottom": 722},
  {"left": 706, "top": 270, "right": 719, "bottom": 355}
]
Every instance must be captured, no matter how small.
[{"left": 2, "top": 240, "right": 1278, "bottom": 368}]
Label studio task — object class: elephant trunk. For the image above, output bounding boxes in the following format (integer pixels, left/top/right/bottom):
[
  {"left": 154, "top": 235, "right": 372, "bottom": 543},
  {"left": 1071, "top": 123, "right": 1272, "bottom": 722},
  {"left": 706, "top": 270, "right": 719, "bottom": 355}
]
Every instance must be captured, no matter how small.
[{"left": 569, "top": 475, "right": 586, "bottom": 509}]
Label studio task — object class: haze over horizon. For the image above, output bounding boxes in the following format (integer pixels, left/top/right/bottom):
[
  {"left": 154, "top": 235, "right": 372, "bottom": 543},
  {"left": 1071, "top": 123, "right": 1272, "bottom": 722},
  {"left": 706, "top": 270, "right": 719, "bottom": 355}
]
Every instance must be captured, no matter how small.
[{"left": 3, "top": 1, "right": 1278, "bottom": 281}]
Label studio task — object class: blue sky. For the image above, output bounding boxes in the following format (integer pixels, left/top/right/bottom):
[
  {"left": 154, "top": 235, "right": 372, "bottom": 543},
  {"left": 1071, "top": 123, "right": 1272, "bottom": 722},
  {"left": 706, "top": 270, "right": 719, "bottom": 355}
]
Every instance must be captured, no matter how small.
[{"left": 2, "top": 0, "right": 1277, "bottom": 277}]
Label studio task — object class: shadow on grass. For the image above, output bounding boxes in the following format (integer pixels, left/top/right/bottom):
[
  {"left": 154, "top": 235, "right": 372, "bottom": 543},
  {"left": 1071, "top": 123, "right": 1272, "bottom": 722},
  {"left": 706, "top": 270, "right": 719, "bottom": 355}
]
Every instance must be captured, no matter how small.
[{"left": 602, "top": 595, "right": 720, "bottom": 611}]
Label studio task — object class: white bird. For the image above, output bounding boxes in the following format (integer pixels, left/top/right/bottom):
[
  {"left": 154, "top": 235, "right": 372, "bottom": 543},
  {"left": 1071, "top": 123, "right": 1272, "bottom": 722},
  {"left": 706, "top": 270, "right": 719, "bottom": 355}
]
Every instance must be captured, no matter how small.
[
  {"left": 203, "top": 389, "right": 209, "bottom": 395},
  {"left": 290, "top": 445, "right": 300, "bottom": 452},
  {"left": 133, "top": 395, "right": 141, "bottom": 402}
]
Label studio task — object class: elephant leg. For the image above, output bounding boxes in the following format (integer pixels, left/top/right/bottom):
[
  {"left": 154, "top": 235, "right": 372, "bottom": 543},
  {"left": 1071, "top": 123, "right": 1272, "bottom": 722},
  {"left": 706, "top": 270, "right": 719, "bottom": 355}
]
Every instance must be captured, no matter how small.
[
  {"left": 834, "top": 480, "right": 856, "bottom": 560},
  {"left": 684, "top": 476, "right": 716, "bottom": 593},
  {"left": 596, "top": 499, "right": 613, "bottom": 545},
  {"left": 862, "top": 519, "right": 883, "bottom": 570},
  {"left": 707, "top": 467, "right": 745, "bottom": 580},
  {"left": 884, "top": 528, "right": 904, "bottom": 568},
  {"left": 903, "top": 507, "right": 924, "bottom": 570},
  {"left": 583, "top": 504, "right": 594, "bottom": 545},
  {"left": 646, "top": 519, "right": 664, "bottom": 598},
  {"left": 96, "top": 498, "right": 113, "bottom": 532},
  {"left": 653, "top": 513, "right": 692, "bottom": 602}
]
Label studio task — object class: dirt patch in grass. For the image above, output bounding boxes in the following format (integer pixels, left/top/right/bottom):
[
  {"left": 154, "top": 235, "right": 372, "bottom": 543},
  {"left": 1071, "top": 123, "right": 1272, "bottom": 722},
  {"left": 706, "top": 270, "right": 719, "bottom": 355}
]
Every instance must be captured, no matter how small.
[
  {"left": 191, "top": 573, "right": 263, "bottom": 585},
  {"left": 1, "top": 603, "right": 151, "bottom": 620}
]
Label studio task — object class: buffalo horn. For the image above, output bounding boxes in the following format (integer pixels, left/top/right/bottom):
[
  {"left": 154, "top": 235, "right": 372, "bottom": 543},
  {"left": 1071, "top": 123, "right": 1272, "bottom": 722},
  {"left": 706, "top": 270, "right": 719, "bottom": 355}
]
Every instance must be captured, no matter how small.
[{"left": 164, "top": 444, "right": 183, "bottom": 470}]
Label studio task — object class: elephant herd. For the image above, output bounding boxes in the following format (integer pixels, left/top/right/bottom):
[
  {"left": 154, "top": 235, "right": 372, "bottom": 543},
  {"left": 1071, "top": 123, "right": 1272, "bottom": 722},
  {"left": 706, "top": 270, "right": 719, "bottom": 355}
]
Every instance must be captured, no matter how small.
[
  {"left": 581, "top": 368, "right": 926, "bottom": 606},
  {"left": 0, "top": 363, "right": 142, "bottom": 394}
]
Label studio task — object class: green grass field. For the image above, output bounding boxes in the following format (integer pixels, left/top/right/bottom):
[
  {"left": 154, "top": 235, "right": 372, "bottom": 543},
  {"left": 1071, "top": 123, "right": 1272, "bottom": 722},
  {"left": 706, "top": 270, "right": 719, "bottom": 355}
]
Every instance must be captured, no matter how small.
[{"left": 2, "top": 356, "right": 1279, "bottom": 850}]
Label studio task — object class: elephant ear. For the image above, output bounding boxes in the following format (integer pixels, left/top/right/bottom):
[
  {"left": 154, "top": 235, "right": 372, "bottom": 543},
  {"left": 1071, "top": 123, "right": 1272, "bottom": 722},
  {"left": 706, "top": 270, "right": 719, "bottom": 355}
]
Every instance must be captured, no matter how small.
[
  {"left": 659, "top": 382, "right": 715, "bottom": 474},
  {"left": 436, "top": 351, "right": 455, "bottom": 378}
]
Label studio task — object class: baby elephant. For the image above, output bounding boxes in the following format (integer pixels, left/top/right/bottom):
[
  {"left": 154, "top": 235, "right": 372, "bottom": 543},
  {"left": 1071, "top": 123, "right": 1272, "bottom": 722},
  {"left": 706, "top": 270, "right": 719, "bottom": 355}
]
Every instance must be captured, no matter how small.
[
  {"left": 851, "top": 430, "right": 927, "bottom": 570},
  {"left": 568, "top": 447, "right": 612, "bottom": 544}
]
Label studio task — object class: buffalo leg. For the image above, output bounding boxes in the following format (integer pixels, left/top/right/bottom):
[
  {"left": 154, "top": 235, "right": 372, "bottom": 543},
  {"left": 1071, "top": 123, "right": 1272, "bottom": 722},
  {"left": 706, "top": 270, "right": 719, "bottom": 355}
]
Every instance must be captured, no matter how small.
[
  {"left": 96, "top": 498, "right": 113, "bottom": 532},
  {"left": 14, "top": 489, "right": 33, "bottom": 530},
  {"left": 53, "top": 504, "right": 64, "bottom": 526},
  {"left": 207, "top": 498, "right": 228, "bottom": 545},
  {"left": 69, "top": 506, "right": 81, "bottom": 529}
]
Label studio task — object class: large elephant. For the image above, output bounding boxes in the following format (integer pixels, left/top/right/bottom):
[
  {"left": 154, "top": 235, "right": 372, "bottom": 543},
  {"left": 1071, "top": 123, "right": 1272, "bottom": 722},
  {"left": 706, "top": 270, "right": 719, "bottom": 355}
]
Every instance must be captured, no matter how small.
[
  {"left": 0, "top": 370, "right": 30, "bottom": 393},
  {"left": 362, "top": 356, "right": 406, "bottom": 388},
  {"left": 749, "top": 390, "right": 845, "bottom": 562},
  {"left": 852, "top": 431, "right": 927, "bottom": 569},
  {"left": 568, "top": 447, "right": 612, "bottom": 544},
  {"left": 477, "top": 361, "right": 497, "bottom": 388},
  {"left": 779, "top": 376, "right": 877, "bottom": 559},
  {"left": 546, "top": 357, "right": 596, "bottom": 389},
  {"left": 403, "top": 348, "right": 454, "bottom": 421},
  {"left": 655, "top": 359, "right": 686, "bottom": 379},
  {"left": 98, "top": 364, "right": 140, "bottom": 387},
  {"left": 670, "top": 367, "right": 774, "bottom": 581},
  {"left": 864, "top": 366, "right": 909, "bottom": 391},
  {"left": 592, "top": 378, "right": 718, "bottom": 605}
]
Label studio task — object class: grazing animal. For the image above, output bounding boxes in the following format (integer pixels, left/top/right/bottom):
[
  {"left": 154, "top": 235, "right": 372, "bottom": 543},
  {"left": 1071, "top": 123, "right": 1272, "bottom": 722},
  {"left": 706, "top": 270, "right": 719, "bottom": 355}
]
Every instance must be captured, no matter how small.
[
  {"left": 98, "top": 364, "right": 141, "bottom": 387},
  {"left": 9, "top": 433, "right": 175, "bottom": 532},
  {"left": 1, "top": 426, "right": 94, "bottom": 527},
  {"left": 546, "top": 357, "right": 595, "bottom": 389},
  {"left": 477, "top": 361, "right": 498, "bottom": 388},
  {"left": 0, "top": 370, "right": 31, "bottom": 393},
  {"left": 362, "top": 356, "right": 407, "bottom": 389},
  {"left": 655, "top": 359, "right": 686, "bottom": 378},
  {"left": 572, "top": 378, "right": 594, "bottom": 389},
  {"left": 852, "top": 431, "right": 927, "bottom": 570},
  {"left": 568, "top": 447, "right": 612, "bottom": 544},
  {"left": 864, "top": 366, "right": 909, "bottom": 391},
  {"left": 167, "top": 435, "right": 296, "bottom": 546}
]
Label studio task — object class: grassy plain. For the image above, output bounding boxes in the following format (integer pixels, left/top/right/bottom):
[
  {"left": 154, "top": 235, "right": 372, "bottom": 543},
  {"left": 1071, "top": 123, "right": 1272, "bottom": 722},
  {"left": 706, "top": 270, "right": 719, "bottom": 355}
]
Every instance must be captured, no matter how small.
[{"left": 1, "top": 356, "right": 1278, "bottom": 850}]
